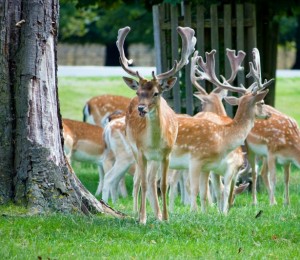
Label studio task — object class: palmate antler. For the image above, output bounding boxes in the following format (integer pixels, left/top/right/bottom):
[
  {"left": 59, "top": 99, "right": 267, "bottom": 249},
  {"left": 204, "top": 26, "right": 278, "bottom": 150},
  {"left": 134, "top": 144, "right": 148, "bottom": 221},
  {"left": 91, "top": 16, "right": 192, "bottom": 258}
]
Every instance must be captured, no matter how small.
[
  {"left": 191, "top": 49, "right": 247, "bottom": 95},
  {"left": 191, "top": 48, "right": 274, "bottom": 95},
  {"left": 246, "top": 48, "right": 274, "bottom": 94},
  {"left": 116, "top": 26, "right": 196, "bottom": 81}
]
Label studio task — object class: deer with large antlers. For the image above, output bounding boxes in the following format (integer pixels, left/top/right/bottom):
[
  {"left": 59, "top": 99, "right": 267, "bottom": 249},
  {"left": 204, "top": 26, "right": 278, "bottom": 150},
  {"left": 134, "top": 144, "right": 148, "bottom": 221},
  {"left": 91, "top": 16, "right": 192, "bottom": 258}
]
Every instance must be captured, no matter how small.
[
  {"left": 243, "top": 50, "right": 300, "bottom": 206},
  {"left": 173, "top": 47, "right": 273, "bottom": 213},
  {"left": 117, "top": 26, "right": 196, "bottom": 224},
  {"left": 190, "top": 49, "right": 249, "bottom": 210}
]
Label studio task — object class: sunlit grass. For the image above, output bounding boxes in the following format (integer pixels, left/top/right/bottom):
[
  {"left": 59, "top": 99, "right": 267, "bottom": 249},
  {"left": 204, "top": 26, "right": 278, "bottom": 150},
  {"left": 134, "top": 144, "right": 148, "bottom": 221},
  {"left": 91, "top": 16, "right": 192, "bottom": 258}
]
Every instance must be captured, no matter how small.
[{"left": 1, "top": 76, "right": 299, "bottom": 259}]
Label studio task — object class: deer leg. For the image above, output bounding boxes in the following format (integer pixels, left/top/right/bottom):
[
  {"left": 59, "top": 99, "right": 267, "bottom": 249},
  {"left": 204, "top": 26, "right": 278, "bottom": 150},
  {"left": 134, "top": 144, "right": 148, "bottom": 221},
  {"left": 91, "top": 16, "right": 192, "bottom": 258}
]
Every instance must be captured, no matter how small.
[
  {"left": 147, "top": 162, "right": 162, "bottom": 221},
  {"left": 267, "top": 154, "right": 277, "bottom": 205},
  {"left": 160, "top": 158, "right": 170, "bottom": 221},
  {"left": 199, "top": 172, "right": 210, "bottom": 213},
  {"left": 260, "top": 156, "right": 272, "bottom": 201},
  {"left": 168, "top": 169, "right": 178, "bottom": 213},
  {"left": 118, "top": 177, "right": 128, "bottom": 198},
  {"left": 283, "top": 163, "right": 291, "bottom": 206},
  {"left": 189, "top": 163, "right": 201, "bottom": 211},
  {"left": 95, "top": 165, "right": 105, "bottom": 196},
  {"left": 228, "top": 173, "right": 238, "bottom": 210},
  {"left": 138, "top": 154, "right": 148, "bottom": 224},
  {"left": 102, "top": 159, "right": 131, "bottom": 203},
  {"left": 222, "top": 170, "right": 234, "bottom": 215},
  {"left": 248, "top": 149, "right": 258, "bottom": 205},
  {"left": 210, "top": 172, "right": 222, "bottom": 210},
  {"left": 132, "top": 165, "right": 140, "bottom": 214},
  {"left": 183, "top": 170, "right": 191, "bottom": 205}
]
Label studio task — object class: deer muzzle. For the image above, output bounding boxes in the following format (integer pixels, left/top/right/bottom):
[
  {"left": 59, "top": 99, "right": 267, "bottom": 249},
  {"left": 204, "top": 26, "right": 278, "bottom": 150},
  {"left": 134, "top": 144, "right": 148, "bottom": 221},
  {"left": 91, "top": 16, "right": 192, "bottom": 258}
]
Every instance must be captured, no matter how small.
[{"left": 138, "top": 105, "right": 147, "bottom": 117}]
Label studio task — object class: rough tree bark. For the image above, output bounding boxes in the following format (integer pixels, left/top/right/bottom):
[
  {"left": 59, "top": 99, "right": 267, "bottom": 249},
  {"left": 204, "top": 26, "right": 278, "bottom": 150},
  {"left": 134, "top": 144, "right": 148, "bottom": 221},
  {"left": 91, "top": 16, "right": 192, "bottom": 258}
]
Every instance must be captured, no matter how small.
[{"left": 0, "top": 0, "right": 124, "bottom": 218}]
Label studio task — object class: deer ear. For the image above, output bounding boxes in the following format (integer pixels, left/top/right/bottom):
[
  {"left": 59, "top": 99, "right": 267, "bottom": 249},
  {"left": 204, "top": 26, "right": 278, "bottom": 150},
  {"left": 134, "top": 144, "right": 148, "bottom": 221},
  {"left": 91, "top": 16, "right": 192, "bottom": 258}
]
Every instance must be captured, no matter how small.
[
  {"left": 224, "top": 96, "right": 239, "bottom": 106},
  {"left": 161, "top": 77, "right": 177, "bottom": 92},
  {"left": 123, "top": 77, "right": 139, "bottom": 90},
  {"left": 254, "top": 89, "right": 269, "bottom": 103}
]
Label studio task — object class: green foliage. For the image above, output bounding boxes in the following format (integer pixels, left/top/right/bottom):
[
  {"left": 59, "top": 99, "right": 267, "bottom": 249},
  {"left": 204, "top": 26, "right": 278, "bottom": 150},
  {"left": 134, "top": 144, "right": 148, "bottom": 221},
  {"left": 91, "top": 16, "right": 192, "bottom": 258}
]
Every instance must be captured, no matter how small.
[
  {"left": 277, "top": 16, "right": 298, "bottom": 46},
  {"left": 59, "top": 1, "right": 153, "bottom": 45}
]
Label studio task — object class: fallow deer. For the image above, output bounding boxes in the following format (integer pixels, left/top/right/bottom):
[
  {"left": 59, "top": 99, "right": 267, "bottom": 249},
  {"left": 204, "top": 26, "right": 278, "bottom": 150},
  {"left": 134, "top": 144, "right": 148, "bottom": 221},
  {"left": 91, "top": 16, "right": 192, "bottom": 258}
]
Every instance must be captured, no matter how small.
[
  {"left": 243, "top": 50, "right": 300, "bottom": 206},
  {"left": 168, "top": 47, "right": 273, "bottom": 214},
  {"left": 190, "top": 49, "right": 249, "bottom": 210},
  {"left": 116, "top": 26, "right": 196, "bottom": 224},
  {"left": 62, "top": 119, "right": 113, "bottom": 195},
  {"left": 83, "top": 94, "right": 131, "bottom": 127},
  {"left": 102, "top": 49, "right": 250, "bottom": 213}
]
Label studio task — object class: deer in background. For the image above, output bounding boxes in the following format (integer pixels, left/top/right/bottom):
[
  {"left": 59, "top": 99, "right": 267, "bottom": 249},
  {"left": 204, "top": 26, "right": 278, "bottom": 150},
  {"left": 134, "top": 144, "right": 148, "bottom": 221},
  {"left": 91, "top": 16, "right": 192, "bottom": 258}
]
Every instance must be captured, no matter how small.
[
  {"left": 102, "top": 49, "right": 250, "bottom": 213},
  {"left": 62, "top": 119, "right": 114, "bottom": 196},
  {"left": 172, "top": 47, "right": 273, "bottom": 214},
  {"left": 190, "top": 49, "right": 249, "bottom": 209},
  {"left": 244, "top": 49, "right": 300, "bottom": 206},
  {"left": 116, "top": 26, "right": 196, "bottom": 224},
  {"left": 83, "top": 94, "right": 131, "bottom": 127}
]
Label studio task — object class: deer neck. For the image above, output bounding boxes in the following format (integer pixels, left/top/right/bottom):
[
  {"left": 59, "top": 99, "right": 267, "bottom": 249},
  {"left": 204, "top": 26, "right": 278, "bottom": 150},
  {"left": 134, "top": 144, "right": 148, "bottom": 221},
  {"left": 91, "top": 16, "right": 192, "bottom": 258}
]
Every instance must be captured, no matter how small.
[
  {"left": 208, "top": 97, "right": 227, "bottom": 116},
  {"left": 146, "top": 97, "right": 174, "bottom": 138},
  {"left": 224, "top": 98, "right": 256, "bottom": 150}
]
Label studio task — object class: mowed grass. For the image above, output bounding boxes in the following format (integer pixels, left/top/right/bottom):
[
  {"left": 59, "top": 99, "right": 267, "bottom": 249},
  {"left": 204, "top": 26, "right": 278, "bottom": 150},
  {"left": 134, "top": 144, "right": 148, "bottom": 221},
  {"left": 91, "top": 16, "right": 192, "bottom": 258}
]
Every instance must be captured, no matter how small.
[{"left": 1, "top": 76, "right": 300, "bottom": 259}]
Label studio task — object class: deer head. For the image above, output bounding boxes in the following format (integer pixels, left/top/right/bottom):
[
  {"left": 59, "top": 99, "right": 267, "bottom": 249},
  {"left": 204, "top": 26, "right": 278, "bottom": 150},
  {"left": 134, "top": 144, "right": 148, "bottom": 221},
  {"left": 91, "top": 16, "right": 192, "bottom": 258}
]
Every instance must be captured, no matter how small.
[
  {"left": 116, "top": 26, "right": 196, "bottom": 117},
  {"left": 191, "top": 49, "right": 245, "bottom": 113},
  {"left": 192, "top": 48, "right": 274, "bottom": 119}
]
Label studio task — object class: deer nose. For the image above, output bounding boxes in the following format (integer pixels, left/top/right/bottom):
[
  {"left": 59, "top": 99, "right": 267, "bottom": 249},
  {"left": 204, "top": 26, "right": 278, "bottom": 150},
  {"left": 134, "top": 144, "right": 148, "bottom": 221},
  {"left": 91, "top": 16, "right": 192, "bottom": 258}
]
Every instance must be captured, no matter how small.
[{"left": 138, "top": 105, "right": 145, "bottom": 112}]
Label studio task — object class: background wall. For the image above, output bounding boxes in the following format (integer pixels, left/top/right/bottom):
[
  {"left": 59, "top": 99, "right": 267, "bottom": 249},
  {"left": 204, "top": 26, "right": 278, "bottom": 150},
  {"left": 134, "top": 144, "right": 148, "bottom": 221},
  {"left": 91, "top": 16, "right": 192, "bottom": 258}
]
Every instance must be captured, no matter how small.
[{"left": 58, "top": 43, "right": 295, "bottom": 69}]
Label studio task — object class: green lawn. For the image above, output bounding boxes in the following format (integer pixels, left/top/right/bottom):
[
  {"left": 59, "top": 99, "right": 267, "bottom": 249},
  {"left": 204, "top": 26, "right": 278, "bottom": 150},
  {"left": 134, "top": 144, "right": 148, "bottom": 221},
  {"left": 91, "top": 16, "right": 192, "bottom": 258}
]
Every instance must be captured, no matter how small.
[{"left": 1, "top": 76, "right": 299, "bottom": 259}]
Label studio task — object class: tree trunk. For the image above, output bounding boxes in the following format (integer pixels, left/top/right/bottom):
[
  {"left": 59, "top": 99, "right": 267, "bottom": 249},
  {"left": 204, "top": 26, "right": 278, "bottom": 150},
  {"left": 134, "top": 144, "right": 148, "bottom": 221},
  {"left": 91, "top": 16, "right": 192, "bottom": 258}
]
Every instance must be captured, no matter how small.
[{"left": 0, "top": 0, "right": 124, "bottom": 218}]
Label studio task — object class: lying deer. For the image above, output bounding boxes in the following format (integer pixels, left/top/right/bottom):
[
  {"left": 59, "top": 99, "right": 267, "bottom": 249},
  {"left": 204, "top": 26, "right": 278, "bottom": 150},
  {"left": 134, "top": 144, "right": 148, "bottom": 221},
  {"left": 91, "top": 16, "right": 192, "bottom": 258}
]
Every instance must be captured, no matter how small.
[{"left": 116, "top": 26, "right": 196, "bottom": 224}]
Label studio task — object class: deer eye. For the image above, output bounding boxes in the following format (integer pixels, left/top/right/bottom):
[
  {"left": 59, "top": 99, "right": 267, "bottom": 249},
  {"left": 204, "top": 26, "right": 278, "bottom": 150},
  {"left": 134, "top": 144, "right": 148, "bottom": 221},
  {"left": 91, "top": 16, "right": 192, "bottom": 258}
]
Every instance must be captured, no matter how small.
[{"left": 153, "top": 92, "right": 159, "bottom": 97}]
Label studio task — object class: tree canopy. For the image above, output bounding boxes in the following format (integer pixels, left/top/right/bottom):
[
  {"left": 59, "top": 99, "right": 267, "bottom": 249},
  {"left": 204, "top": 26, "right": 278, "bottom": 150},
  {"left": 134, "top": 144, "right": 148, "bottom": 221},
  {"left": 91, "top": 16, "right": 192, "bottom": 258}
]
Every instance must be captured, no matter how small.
[{"left": 59, "top": 0, "right": 154, "bottom": 46}]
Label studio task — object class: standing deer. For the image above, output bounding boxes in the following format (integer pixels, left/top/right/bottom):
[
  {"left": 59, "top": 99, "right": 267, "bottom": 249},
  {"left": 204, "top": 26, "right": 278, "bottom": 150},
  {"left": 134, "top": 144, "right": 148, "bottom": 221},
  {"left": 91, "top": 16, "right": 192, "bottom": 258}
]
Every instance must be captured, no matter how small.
[
  {"left": 190, "top": 49, "right": 249, "bottom": 210},
  {"left": 170, "top": 47, "right": 273, "bottom": 214},
  {"left": 243, "top": 49, "right": 300, "bottom": 206},
  {"left": 117, "top": 26, "right": 196, "bottom": 224},
  {"left": 102, "top": 49, "right": 251, "bottom": 213}
]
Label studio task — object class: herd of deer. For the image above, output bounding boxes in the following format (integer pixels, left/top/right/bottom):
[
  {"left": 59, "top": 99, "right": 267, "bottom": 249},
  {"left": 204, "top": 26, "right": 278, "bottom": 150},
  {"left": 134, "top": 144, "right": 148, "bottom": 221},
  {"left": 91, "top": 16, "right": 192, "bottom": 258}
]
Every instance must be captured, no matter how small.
[{"left": 62, "top": 26, "right": 300, "bottom": 224}]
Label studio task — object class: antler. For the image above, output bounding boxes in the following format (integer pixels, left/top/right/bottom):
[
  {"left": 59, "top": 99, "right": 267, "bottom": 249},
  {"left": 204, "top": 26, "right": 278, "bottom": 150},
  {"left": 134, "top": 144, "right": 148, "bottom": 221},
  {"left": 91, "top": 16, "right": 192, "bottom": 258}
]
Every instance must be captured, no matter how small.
[
  {"left": 195, "top": 49, "right": 247, "bottom": 94},
  {"left": 246, "top": 48, "right": 274, "bottom": 94},
  {"left": 116, "top": 26, "right": 143, "bottom": 79},
  {"left": 190, "top": 50, "right": 208, "bottom": 95},
  {"left": 156, "top": 26, "right": 197, "bottom": 81}
]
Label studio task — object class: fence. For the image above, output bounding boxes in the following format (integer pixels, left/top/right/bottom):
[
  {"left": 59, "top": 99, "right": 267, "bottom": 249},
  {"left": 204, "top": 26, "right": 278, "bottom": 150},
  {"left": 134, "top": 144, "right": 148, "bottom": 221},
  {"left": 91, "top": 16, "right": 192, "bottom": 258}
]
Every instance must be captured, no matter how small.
[{"left": 153, "top": 2, "right": 256, "bottom": 116}]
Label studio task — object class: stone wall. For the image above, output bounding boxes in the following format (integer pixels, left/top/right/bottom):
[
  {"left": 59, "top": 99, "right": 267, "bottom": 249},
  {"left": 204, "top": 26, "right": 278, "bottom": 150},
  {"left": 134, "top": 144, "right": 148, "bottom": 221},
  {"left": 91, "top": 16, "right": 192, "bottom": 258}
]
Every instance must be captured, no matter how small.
[{"left": 58, "top": 43, "right": 296, "bottom": 69}]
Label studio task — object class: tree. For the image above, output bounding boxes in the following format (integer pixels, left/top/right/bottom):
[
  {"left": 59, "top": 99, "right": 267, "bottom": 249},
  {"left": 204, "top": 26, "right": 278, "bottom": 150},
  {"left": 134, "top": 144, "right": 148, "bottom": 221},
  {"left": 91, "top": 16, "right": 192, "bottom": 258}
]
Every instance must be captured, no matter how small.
[{"left": 0, "top": 0, "right": 123, "bottom": 218}]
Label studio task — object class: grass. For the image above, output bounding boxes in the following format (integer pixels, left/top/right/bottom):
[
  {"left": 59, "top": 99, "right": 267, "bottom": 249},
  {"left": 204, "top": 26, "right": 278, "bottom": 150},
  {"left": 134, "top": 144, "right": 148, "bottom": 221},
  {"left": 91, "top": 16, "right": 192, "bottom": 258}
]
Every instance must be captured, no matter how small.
[{"left": 1, "top": 76, "right": 300, "bottom": 259}]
